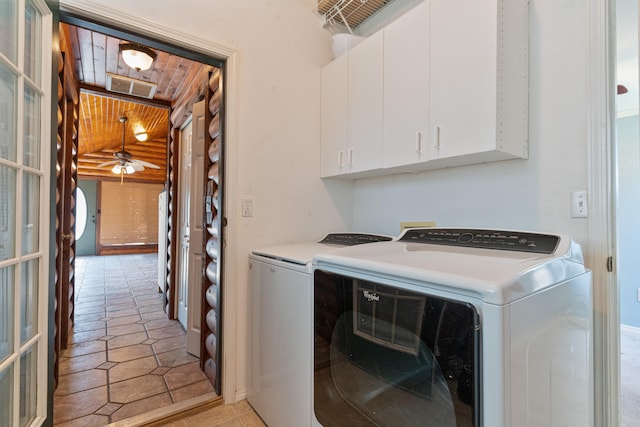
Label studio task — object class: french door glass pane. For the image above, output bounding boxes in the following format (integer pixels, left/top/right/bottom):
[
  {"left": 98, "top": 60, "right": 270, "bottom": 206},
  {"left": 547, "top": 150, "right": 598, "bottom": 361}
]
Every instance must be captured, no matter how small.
[
  {"left": 0, "top": 165, "right": 16, "bottom": 261},
  {"left": 23, "top": 84, "right": 40, "bottom": 168},
  {"left": 20, "top": 259, "right": 38, "bottom": 344},
  {"left": 0, "top": 266, "right": 14, "bottom": 364},
  {"left": 21, "top": 173, "right": 39, "bottom": 255},
  {"left": 0, "top": 0, "right": 17, "bottom": 63},
  {"left": 23, "top": 0, "right": 41, "bottom": 83},
  {"left": 0, "top": 364, "right": 14, "bottom": 427},
  {"left": 19, "top": 347, "right": 37, "bottom": 427},
  {"left": 0, "top": 63, "right": 17, "bottom": 162}
]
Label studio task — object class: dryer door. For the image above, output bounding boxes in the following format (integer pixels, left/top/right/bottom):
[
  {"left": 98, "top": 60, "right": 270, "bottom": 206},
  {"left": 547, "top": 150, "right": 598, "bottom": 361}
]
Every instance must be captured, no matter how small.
[{"left": 313, "top": 269, "right": 481, "bottom": 427}]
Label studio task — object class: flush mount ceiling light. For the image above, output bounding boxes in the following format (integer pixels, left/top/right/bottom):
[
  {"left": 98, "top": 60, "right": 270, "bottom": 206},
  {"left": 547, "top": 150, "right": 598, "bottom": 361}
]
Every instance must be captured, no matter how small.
[
  {"left": 134, "top": 132, "right": 148, "bottom": 142},
  {"left": 119, "top": 43, "right": 157, "bottom": 72}
]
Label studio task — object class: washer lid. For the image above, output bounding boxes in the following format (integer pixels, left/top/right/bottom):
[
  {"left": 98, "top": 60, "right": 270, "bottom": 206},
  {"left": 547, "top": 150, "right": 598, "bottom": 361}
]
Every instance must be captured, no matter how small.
[
  {"left": 313, "top": 228, "right": 588, "bottom": 305},
  {"left": 252, "top": 233, "right": 393, "bottom": 266}
]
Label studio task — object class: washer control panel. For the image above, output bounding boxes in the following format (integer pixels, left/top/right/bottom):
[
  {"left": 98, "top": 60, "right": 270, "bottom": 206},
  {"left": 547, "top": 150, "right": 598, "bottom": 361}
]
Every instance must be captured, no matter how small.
[
  {"left": 399, "top": 228, "right": 560, "bottom": 254},
  {"left": 319, "top": 233, "right": 393, "bottom": 246}
]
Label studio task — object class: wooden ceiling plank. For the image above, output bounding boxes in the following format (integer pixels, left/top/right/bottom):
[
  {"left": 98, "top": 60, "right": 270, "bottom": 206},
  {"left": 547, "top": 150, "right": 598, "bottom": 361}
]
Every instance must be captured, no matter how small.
[
  {"left": 92, "top": 32, "right": 108, "bottom": 88},
  {"left": 77, "top": 27, "right": 97, "bottom": 86}
]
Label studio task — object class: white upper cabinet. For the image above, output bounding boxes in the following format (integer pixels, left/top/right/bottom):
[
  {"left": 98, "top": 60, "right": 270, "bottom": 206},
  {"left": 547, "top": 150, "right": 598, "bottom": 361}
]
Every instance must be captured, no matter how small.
[
  {"left": 321, "top": 54, "right": 348, "bottom": 177},
  {"left": 428, "top": 0, "right": 528, "bottom": 166},
  {"left": 321, "top": 31, "right": 383, "bottom": 178},
  {"left": 320, "top": 0, "right": 529, "bottom": 178},
  {"left": 383, "top": 1, "right": 430, "bottom": 170},
  {"left": 347, "top": 30, "right": 384, "bottom": 175}
]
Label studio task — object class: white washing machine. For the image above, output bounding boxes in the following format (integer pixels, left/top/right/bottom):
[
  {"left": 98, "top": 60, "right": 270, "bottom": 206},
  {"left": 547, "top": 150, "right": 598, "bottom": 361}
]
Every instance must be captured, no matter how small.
[
  {"left": 312, "top": 228, "right": 593, "bottom": 427},
  {"left": 247, "top": 233, "right": 392, "bottom": 427}
]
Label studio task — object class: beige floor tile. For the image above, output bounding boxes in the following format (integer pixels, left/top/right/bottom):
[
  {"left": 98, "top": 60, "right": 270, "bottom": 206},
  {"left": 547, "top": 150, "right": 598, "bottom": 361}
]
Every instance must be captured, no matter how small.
[
  {"left": 141, "top": 310, "right": 167, "bottom": 320},
  {"left": 238, "top": 411, "right": 267, "bottom": 427},
  {"left": 55, "top": 369, "right": 107, "bottom": 395},
  {"left": 107, "top": 314, "right": 142, "bottom": 327},
  {"left": 110, "top": 392, "right": 173, "bottom": 422},
  {"left": 147, "top": 324, "right": 186, "bottom": 340},
  {"left": 73, "top": 319, "right": 107, "bottom": 333},
  {"left": 170, "top": 379, "right": 216, "bottom": 402},
  {"left": 53, "top": 413, "right": 109, "bottom": 427},
  {"left": 108, "top": 343, "right": 154, "bottom": 362},
  {"left": 164, "top": 361, "right": 209, "bottom": 390},
  {"left": 138, "top": 302, "right": 164, "bottom": 313},
  {"left": 53, "top": 386, "right": 108, "bottom": 424},
  {"left": 94, "top": 402, "right": 123, "bottom": 416},
  {"left": 61, "top": 339, "right": 106, "bottom": 358},
  {"left": 156, "top": 348, "right": 199, "bottom": 368},
  {"left": 58, "top": 351, "right": 107, "bottom": 376},
  {"left": 107, "top": 323, "right": 146, "bottom": 336},
  {"left": 108, "top": 355, "right": 159, "bottom": 383},
  {"left": 68, "top": 328, "right": 107, "bottom": 344},
  {"left": 107, "top": 331, "right": 149, "bottom": 349},
  {"left": 107, "top": 307, "right": 143, "bottom": 318},
  {"left": 152, "top": 335, "right": 186, "bottom": 354},
  {"left": 144, "top": 317, "right": 181, "bottom": 331},
  {"left": 109, "top": 375, "right": 168, "bottom": 403}
]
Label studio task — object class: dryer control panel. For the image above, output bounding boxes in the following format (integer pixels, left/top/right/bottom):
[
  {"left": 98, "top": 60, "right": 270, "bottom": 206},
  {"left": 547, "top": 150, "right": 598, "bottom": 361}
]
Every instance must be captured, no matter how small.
[
  {"left": 319, "top": 233, "right": 393, "bottom": 246},
  {"left": 399, "top": 228, "right": 560, "bottom": 254}
]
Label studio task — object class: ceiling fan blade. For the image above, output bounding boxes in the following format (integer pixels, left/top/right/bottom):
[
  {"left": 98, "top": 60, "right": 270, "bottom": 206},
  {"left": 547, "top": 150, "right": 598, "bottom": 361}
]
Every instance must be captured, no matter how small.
[
  {"left": 130, "top": 162, "right": 145, "bottom": 172},
  {"left": 97, "top": 160, "right": 119, "bottom": 168},
  {"left": 131, "top": 159, "right": 160, "bottom": 169}
]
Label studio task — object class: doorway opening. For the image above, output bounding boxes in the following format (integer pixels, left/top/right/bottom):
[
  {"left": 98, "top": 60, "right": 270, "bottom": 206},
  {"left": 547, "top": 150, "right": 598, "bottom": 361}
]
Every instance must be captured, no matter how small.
[
  {"left": 53, "top": 8, "right": 226, "bottom": 423},
  {"left": 615, "top": 0, "right": 640, "bottom": 425}
]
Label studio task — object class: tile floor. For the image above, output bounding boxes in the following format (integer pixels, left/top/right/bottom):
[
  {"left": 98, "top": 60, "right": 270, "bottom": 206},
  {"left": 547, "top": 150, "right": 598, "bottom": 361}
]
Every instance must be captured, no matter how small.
[
  {"left": 159, "top": 400, "right": 266, "bottom": 427},
  {"left": 53, "top": 253, "right": 216, "bottom": 426},
  {"left": 621, "top": 325, "right": 640, "bottom": 427}
]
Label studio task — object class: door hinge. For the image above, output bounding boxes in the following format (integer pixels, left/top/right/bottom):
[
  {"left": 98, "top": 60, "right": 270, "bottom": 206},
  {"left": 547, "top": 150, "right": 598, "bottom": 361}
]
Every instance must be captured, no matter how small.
[{"left": 606, "top": 256, "right": 613, "bottom": 273}]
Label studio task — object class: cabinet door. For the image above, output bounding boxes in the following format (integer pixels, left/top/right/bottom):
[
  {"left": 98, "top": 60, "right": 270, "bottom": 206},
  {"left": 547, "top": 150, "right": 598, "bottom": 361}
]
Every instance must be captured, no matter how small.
[
  {"left": 347, "top": 30, "right": 383, "bottom": 174},
  {"left": 321, "top": 54, "right": 348, "bottom": 177},
  {"left": 383, "top": 1, "right": 430, "bottom": 169},
  {"left": 429, "top": 0, "right": 497, "bottom": 160}
]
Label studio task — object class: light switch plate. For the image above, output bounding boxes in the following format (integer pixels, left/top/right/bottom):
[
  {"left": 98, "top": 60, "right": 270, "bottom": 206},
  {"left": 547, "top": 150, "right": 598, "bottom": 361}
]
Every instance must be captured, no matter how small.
[{"left": 571, "top": 191, "right": 587, "bottom": 218}]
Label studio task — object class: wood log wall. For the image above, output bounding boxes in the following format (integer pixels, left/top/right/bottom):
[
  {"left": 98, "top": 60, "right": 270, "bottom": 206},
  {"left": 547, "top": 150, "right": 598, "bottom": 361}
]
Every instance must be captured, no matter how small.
[
  {"left": 53, "top": 50, "right": 64, "bottom": 388},
  {"left": 164, "top": 126, "right": 180, "bottom": 318},
  {"left": 201, "top": 69, "right": 223, "bottom": 394},
  {"left": 54, "top": 51, "right": 80, "bottom": 387}
]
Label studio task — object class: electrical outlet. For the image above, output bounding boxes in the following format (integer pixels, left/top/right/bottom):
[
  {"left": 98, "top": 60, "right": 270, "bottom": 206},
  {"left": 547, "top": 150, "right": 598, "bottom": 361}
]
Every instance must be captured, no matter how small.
[
  {"left": 242, "top": 198, "right": 253, "bottom": 217},
  {"left": 571, "top": 191, "right": 588, "bottom": 218}
]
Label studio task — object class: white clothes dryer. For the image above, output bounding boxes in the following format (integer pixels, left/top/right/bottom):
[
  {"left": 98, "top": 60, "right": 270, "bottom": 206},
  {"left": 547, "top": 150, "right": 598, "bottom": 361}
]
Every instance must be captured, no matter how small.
[
  {"left": 312, "top": 228, "right": 593, "bottom": 427},
  {"left": 247, "top": 233, "right": 392, "bottom": 427}
]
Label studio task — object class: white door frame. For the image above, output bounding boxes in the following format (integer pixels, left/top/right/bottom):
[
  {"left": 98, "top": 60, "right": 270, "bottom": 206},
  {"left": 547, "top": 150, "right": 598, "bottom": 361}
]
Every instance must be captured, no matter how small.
[
  {"left": 58, "top": 0, "right": 240, "bottom": 403},
  {"left": 588, "top": 0, "right": 619, "bottom": 426}
]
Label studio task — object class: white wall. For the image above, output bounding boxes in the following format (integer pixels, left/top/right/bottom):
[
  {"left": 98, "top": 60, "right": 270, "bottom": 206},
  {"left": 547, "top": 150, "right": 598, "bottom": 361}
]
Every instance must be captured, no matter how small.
[
  {"left": 63, "top": 0, "right": 595, "bottom": 402},
  {"left": 351, "top": 0, "right": 591, "bottom": 250},
  {"left": 61, "top": 0, "right": 352, "bottom": 401}
]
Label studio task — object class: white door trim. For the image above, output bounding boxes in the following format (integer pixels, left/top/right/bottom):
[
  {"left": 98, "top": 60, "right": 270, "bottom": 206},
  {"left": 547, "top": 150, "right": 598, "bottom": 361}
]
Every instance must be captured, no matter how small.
[
  {"left": 58, "top": 0, "right": 240, "bottom": 402},
  {"left": 588, "top": 0, "right": 618, "bottom": 426}
]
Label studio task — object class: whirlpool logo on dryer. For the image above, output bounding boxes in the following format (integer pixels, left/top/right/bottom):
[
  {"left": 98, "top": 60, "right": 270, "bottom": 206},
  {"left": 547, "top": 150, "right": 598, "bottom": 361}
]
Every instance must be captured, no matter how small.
[{"left": 362, "top": 290, "right": 379, "bottom": 302}]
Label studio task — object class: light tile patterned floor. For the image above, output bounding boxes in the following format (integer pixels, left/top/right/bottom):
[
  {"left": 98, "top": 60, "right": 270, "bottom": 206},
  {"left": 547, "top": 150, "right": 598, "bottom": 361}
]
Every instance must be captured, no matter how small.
[
  {"left": 161, "top": 400, "right": 266, "bottom": 427},
  {"left": 53, "top": 254, "right": 216, "bottom": 426}
]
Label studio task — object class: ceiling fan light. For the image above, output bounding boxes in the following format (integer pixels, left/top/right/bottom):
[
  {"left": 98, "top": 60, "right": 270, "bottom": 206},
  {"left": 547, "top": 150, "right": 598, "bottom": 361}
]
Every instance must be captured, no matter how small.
[
  {"left": 111, "top": 164, "right": 136, "bottom": 175},
  {"left": 119, "top": 43, "right": 157, "bottom": 72},
  {"left": 134, "top": 132, "right": 148, "bottom": 142}
]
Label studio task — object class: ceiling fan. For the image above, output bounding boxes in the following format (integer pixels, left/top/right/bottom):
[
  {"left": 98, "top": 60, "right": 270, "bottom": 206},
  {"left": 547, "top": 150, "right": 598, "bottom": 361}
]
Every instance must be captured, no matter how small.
[{"left": 98, "top": 116, "right": 160, "bottom": 181}]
